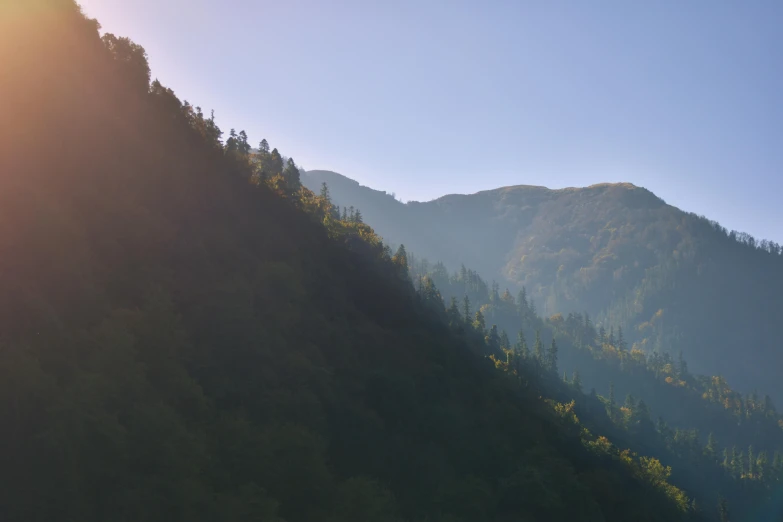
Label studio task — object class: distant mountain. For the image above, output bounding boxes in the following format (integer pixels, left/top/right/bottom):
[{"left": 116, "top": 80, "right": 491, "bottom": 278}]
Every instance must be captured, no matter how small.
[{"left": 303, "top": 170, "right": 783, "bottom": 401}]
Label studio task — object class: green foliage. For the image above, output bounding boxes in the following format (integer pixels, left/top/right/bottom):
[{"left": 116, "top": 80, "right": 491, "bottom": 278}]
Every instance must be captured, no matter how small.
[
  {"left": 301, "top": 169, "right": 783, "bottom": 405},
  {"left": 0, "top": 2, "right": 698, "bottom": 521}
]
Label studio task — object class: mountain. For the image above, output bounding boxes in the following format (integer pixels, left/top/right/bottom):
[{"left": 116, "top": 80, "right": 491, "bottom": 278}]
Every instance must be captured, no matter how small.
[
  {"left": 0, "top": 2, "right": 701, "bottom": 521},
  {"left": 302, "top": 170, "right": 783, "bottom": 402}
]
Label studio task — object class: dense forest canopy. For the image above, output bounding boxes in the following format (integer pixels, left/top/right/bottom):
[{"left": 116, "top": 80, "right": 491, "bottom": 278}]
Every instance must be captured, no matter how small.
[
  {"left": 0, "top": 1, "right": 726, "bottom": 521},
  {"left": 301, "top": 170, "right": 783, "bottom": 403},
  {"left": 6, "top": 1, "right": 783, "bottom": 520}
]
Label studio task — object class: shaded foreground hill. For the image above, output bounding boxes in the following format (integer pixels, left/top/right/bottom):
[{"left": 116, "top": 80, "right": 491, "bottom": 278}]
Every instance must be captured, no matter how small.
[
  {"left": 302, "top": 170, "right": 783, "bottom": 401},
  {"left": 0, "top": 2, "right": 694, "bottom": 521}
]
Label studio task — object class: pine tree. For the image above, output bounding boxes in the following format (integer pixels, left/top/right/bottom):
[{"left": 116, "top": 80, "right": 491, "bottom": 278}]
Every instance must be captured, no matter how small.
[
  {"left": 447, "top": 297, "right": 461, "bottom": 326},
  {"left": 342, "top": 207, "right": 347, "bottom": 221},
  {"left": 392, "top": 244, "right": 408, "bottom": 272},
  {"left": 608, "top": 382, "right": 617, "bottom": 422},
  {"left": 617, "top": 326, "right": 626, "bottom": 352},
  {"left": 608, "top": 326, "right": 616, "bottom": 347},
  {"left": 225, "top": 128, "right": 238, "bottom": 153},
  {"left": 732, "top": 448, "right": 743, "bottom": 478},
  {"left": 773, "top": 451, "right": 783, "bottom": 476},
  {"left": 353, "top": 209, "right": 363, "bottom": 223},
  {"left": 748, "top": 445, "right": 755, "bottom": 478},
  {"left": 572, "top": 371, "right": 583, "bottom": 393},
  {"left": 706, "top": 433, "right": 718, "bottom": 461},
  {"left": 473, "top": 310, "right": 486, "bottom": 335},
  {"left": 757, "top": 450, "right": 769, "bottom": 481},
  {"left": 635, "top": 400, "right": 651, "bottom": 430},
  {"left": 533, "top": 330, "right": 544, "bottom": 363},
  {"left": 516, "top": 330, "right": 529, "bottom": 359},
  {"left": 499, "top": 330, "right": 510, "bottom": 351},
  {"left": 238, "top": 130, "right": 251, "bottom": 155},
  {"left": 717, "top": 496, "right": 730, "bottom": 522},
  {"left": 462, "top": 295, "right": 471, "bottom": 324},
  {"left": 258, "top": 138, "right": 270, "bottom": 154},
  {"left": 319, "top": 182, "right": 331, "bottom": 201},
  {"left": 546, "top": 337, "right": 559, "bottom": 373},
  {"left": 599, "top": 326, "right": 607, "bottom": 344},
  {"left": 517, "top": 287, "right": 529, "bottom": 313},
  {"left": 485, "top": 325, "right": 500, "bottom": 353},
  {"left": 678, "top": 350, "right": 689, "bottom": 381}
]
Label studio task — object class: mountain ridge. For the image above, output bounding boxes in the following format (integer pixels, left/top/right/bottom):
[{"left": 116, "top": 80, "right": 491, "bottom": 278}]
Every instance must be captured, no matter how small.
[{"left": 302, "top": 168, "right": 783, "bottom": 402}]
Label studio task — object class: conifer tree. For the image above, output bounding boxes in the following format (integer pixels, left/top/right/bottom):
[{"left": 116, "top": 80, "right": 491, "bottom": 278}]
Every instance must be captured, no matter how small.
[
  {"left": 259, "top": 138, "right": 270, "bottom": 154},
  {"left": 499, "top": 330, "right": 510, "bottom": 351},
  {"left": 572, "top": 371, "right": 583, "bottom": 393},
  {"left": 486, "top": 324, "right": 500, "bottom": 353},
  {"left": 533, "top": 330, "right": 544, "bottom": 363},
  {"left": 516, "top": 330, "right": 529, "bottom": 359},
  {"left": 756, "top": 450, "right": 768, "bottom": 481},
  {"left": 463, "top": 295, "right": 471, "bottom": 324},
  {"left": 717, "top": 496, "right": 729, "bottom": 522},
  {"left": 706, "top": 433, "right": 718, "bottom": 461},
  {"left": 319, "top": 182, "right": 331, "bottom": 202},
  {"left": 617, "top": 326, "right": 626, "bottom": 352},
  {"left": 608, "top": 382, "right": 617, "bottom": 422},
  {"left": 547, "top": 337, "right": 559, "bottom": 373},
  {"left": 473, "top": 310, "right": 486, "bottom": 335}
]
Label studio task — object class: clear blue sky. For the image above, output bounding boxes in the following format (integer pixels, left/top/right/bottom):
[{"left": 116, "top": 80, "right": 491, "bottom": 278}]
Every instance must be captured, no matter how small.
[{"left": 79, "top": 0, "right": 783, "bottom": 242}]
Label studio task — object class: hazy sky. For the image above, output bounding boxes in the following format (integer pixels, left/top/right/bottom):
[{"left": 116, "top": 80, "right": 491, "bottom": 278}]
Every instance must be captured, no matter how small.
[{"left": 79, "top": 0, "right": 783, "bottom": 242}]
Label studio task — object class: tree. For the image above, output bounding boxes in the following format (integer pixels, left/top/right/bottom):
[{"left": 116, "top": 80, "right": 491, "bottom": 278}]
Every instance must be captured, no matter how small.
[
  {"left": 392, "top": 245, "right": 408, "bottom": 272},
  {"left": 269, "top": 148, "right": 284, "bottom": 175},
  {"left": 756, "top": 450, "right": 769, "bottom": 481},
  {"left": 259, "top": 138, "right": 270, "bottom": 154},
  {"left": 546, "top": 337, "right": 558, "bottom": 373},
  {"left": 353, "top": 209, "right": 363, "bottom": 224},
  {"left": 516, "top": 330, "right": 529, "bottom": 359},
  {"left": 499, "top": 330, "right": 510, "bottom": 351},
  {"left": 533, "top": 330, "right": 544, "bottom": 363},
  {"left": 238, "top": 130, "right": 251, "bottom": 155},
  {"left": 101, "top": 33, "right": 151, "bottom": 95},
  {"left": 635, "top": 400, "right": 651, "bottom": 431},
  {"left": 705, "top": 433, "right": 718, "bottom": 461},
  {"left": 319, "top": 182, "right": 331, "bottom": 202},
  {"left": 678, "top": 350, "right": 689, "bottom": 381},
  {"left": 717, "top": 495, "right": 729, "bottom": 522},
  {"left": 517, "top": 287, "right": 528, "bottom": 312},
  {"left": 572, "top": 371, "right": 583, "bottom": 393},
  {"left": 283, "top": 158, "right": 301, "bottom": 191},
  {"left": 617, "top": 326, "right": 626, "bottom": 352},
  {"left": 462, "top": 295, "right": 471, "bottom": 324},
  {"left": 485, "top": 325, "right": 501, "bottom": 354},
  {"left": 446, "top": 296, "right": 461, "bottom": 323},
  {"left": 473, "top": 310, "right": 486, "bottom": 335},
  {"left": 226, "top": 128, "right": 238, "bottom": 153},
  {"left": 748, "top": 445, "right": 755, "bottom": 478},
  {"left": 608, "top": 382, "right": 617, "bottom": 422}
]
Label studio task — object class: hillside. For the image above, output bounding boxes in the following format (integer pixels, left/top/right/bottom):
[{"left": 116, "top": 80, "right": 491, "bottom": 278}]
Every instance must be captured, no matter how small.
[
  {"left": 0, "top": 2, "right": 701, "bottom": 521},
  {"left": 302, "top": 170, "right": 783, "bottom": 401}
]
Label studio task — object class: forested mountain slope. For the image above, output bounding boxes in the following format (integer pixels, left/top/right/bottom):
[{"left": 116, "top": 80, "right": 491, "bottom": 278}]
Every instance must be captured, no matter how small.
[
  {"left": 407, "top": 255, "right": 783, "bottom": 521},
  {"left": 0, "top": 2, "right": 699, "bottom": 521},
  {"left": 301, "top": 170, "right": 783, "bottom": 401}
]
